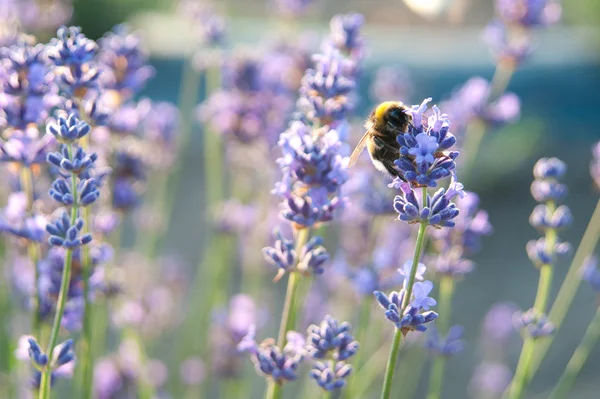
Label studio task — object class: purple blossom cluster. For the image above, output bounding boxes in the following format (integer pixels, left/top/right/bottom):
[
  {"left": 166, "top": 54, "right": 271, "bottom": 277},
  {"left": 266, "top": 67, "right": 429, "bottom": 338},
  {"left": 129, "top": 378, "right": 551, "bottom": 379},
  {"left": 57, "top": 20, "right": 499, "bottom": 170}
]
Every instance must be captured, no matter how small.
[{"left": 485, "top": 0, "right": 561, "bottom": 66}]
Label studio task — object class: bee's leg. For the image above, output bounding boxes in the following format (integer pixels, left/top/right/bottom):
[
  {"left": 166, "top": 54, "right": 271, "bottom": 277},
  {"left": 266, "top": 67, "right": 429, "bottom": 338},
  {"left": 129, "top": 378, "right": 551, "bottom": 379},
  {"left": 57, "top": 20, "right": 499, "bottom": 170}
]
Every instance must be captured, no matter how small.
[{"left": 382, "top": 159, "right": 407, "bottom": 182}]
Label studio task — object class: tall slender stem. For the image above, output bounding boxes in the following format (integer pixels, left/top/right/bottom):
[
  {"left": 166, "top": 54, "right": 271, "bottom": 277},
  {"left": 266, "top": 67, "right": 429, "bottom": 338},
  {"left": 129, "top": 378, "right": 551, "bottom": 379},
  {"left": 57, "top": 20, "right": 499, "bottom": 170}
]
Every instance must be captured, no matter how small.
[
  {"left": 266, "top": 227, "right": 310, "bottom": 399},
  {"left": 528, "top": 199, "right": 600, "bottom": 381},
  {"left": 39, "top": 144, "right": 78, "bottom": 399},
  {"left": 426, "top": 276, "right": 456, "bottom": 399},
  {"left": 508, "top": 203, "right": 558, "bottom": 399},
  {"left": 549, "top": 304, "right": 600, "bottom": 399},
  {"left": 381, "top": 189, "right": 429, "bottom": 399}
]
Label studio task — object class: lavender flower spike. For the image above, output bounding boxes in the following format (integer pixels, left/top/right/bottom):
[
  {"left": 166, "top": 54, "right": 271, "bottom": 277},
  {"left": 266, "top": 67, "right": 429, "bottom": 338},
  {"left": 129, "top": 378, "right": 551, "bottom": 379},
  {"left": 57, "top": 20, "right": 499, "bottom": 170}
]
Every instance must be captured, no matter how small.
[{"left": 393, "top": 182, "right": 460, "bottom": 228}]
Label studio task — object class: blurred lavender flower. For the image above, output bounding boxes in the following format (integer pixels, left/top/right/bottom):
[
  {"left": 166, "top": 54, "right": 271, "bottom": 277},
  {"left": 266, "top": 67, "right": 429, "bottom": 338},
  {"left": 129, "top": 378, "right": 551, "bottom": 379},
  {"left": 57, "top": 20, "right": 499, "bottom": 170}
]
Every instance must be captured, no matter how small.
[
  {"left": 297, "top": 48, "right": 356, "bottom": 127},
  {"left": 0, "top": 192, "right": 47, "bottom": 241},
  {"left": 97, "top": 24, "right": 155, "bottom": 98},
  {"left": 469, "top": 362, "right": 513, "bottom": 398},
  {"left": 484, "top": 20, "right": 533, "bottom": 66},
  {"left": 0, "top": 128, "right": 54, "bottom": 166},
  {"left": 591, "top": 141, "right": 600, "bottom": 189},
  {"left": 482, "top": 302, "right": 518, "bottom": 344},
  {"left": 180, "top": 357, "right": 206, "bottom": 387},
  {"left": 179, "top": 0, "right": 227, "bottom": 47},
  {"left": 0, "top": 36, "right": 60, "bottom": 130},
  {"left": 581, "top": 256, "right": 600, "bottom": 293},
  {"left": 239, "top": 331, "right": 305, "bottom": 385},
  {"left": 393, "top": 98, "right": 460, "bottom": 187},
  {"left": 94, "top": 338, "right": 167, "bottom": 399},
  {"left": 443, "top": 77, "right": 520, "bottom": 136},
  {"left": 513, "top": 308, "right": 555, "bottom": 338},
  {"left": 369, "top": 65, "right": 413, "bottom": 104},
  {"left": 47, "top": 26, "right": 100, "bottom": 97},
  {"left": 211, "top": 294, "right": 257, "bottom": 377},
  {"left": 326, "top": 13, "right": 366, "bottom": 63},
  {"left": 425, "top": 325, "right": 465, "bottom": 356},
  {"left": 199, "top": 52, "right": 293, "bottom": 145},
  {"left": 16, "top": 335, "right": 75, "bottom": 388},
  {"left": 306, "top": 315, "right": 359, "bottom": 361},
  {"left": 214, "top": 199, "right": 258, "bottom": 234},
  {"left": 0, "top": 0, "right": 73, "bottom": 33},
  {"left": 495, "top": 0, "right": 561, "bottom": 27},
  {"left": 274, "top": 0, "right": 312, "bottom": 16}
]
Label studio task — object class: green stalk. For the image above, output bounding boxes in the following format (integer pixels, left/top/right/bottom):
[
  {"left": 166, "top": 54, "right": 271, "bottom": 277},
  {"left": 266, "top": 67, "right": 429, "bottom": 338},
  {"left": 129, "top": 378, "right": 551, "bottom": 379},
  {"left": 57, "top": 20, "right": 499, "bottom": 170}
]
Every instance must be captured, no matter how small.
[
  {"left": 528, "top": 199, "right": 600, "bottom": 381},
  {"left": 426, "top": 276, "right": 456, "bottom": 399},
  {"left": 80, "top": 204, "right": 94, "bottom": 399},
  {"left": 508, "top": 203, "right": 558, "bottom": 399},
  {"left": 380, "top": 328, "right": 403, "bottom": 399},
  {"left": 265, "top": 227, "right": 310, "bottom": 399},
  {"left": 549, "top": 304, "right": 600, "bottom": 399},
  {"left": 381, "top": 189, "right": 429, "bottom": 399},
  {"left": 39, "top": 144, "right": 78, "bottom": 399}
]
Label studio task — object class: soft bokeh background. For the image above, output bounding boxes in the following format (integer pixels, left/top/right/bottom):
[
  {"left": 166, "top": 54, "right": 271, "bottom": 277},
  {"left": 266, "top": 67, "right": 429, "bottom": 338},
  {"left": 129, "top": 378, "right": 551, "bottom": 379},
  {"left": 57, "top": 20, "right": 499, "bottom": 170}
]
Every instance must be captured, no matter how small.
[{"left": 4, "top": 0, "right": 600, "bottom": 397}]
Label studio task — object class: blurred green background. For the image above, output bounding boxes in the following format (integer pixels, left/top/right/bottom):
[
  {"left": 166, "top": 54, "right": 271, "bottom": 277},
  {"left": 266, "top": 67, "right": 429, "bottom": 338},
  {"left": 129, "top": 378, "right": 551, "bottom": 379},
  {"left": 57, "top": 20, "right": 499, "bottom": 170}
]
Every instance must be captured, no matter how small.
[{"left": 68, "top": 0, "right": 600, "bottom": 397}]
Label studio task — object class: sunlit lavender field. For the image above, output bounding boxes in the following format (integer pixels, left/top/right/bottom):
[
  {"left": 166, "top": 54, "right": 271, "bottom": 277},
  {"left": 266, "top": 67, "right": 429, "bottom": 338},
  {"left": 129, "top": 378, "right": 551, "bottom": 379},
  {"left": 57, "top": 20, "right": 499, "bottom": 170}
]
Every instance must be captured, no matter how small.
[{"left": 1, "top": 0, "right": 600, "bottom": 398}]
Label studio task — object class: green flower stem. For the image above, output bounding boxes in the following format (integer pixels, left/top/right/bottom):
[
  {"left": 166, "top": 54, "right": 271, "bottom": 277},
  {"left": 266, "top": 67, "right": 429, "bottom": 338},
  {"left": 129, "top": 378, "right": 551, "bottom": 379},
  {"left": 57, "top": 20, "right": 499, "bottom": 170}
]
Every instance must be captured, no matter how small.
[
  {"left": 549, "top": 304, "right": 600, "bottom": 399},
  {"left": 508, "top": 202, "right": 558, "bottom": 399},
  {"left": 381, "top": 193, "right": 429, "bottom": 399},
  {"left": 79, "top": 204, "right": 94, "bottom": 399},
  {"left": 380, "top": 328, "right": 404, "bottom": 399},
  {"left": 19, "top": 166, "right": 42, "bottom": 337},
  {"left": 266, "top": 227, "right": 310, "bottom": 399},
  {"left": 426, "top": 275, "right": 456, "bottom": 399},
  {"left": 528, "top": 198, "right": 600, "bottom": 381},
  {"left": 39, "top": 144, "right": 78, "bottom": 399}
]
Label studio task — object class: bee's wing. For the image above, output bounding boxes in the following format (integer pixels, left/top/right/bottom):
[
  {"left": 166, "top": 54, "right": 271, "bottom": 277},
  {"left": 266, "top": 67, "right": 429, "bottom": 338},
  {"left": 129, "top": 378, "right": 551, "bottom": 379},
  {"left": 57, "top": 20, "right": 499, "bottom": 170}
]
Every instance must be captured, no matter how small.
[{"left": 348, "top": 130, "right": 371, "bottom": 167}]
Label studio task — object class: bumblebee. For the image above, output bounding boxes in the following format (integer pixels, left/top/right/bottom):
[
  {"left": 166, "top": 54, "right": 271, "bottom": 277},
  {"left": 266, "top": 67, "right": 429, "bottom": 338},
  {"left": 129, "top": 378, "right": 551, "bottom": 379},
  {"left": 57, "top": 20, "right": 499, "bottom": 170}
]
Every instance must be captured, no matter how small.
[{"left": 348, "top": 101, "right": 412, "bottom": 179}]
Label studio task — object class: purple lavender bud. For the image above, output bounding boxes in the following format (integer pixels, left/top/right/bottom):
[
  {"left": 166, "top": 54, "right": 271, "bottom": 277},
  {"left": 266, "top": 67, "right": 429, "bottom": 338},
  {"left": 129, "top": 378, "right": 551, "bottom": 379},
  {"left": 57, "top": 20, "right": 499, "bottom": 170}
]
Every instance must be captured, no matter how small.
[
  {"left": 310, "top": 361, "right": 353, "bottom": 391},
  {"left": 590, "top": 141, "right": 600, "bottom": 189},
  {"left": 53, "top": 339, "right": 75, "bottom": 368},
  {"left": 262, "top": 229, "right": 297, "bottom": 275},
  {"left": 526, "top": 237, "right": 571, "bottom": 267},
  {"left": 393, "top": 182, "right": 460, "bottom": 228},
  {"left": 47, "top": 26, "right": 100, "bottom": 95},
  {"left": 46, "top": 212, "right": 92, "bottom": 249},
  {"left": 374, "top": 281, "right": 439, "bottom": 334},
  {"left": 529, "top": 204, "right": 572, "bottom": 231},
  {"left": 298, "top": 236, "right": 330, "bottom": 276},
  {"left": 46, "top": 114, "right": 91, "bottom": 144},
  {"left": 27, "top": 337, "right": 48, "bottom": 368},
  {"left": 514, "top": 308, "right": 555, "bottom": 338},
  {"left": 306, "top": 315, "right": 359, "bottom": 361},
  {"left": 581, "top": 256, "right": 600, "bottom": 293},
  {"left": 495, "top": 0, "right": 561, "bottom": 28},
  {"left": 251, "top": 337, "right": 304, "bottom": 384},
  {"left": 425, "top": 325, "right": 465, "bottom": 356},
  {"left": 533, "top": 157, "right": 566, "bottom": 179}
]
